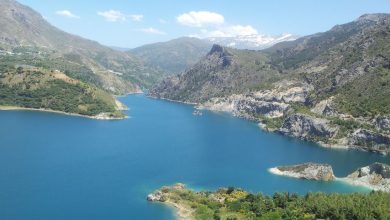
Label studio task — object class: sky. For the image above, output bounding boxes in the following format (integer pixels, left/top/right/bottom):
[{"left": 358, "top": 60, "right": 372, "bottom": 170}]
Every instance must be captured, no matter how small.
[{"left": 18, "top": 0, "right": 390, "bottom": 48}]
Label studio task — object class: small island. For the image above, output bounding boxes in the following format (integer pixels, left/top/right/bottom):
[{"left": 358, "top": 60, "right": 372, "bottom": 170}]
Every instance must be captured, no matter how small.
[
  {"left": 269, "top": 162, "right": 390, "bottom": 192},
  {"left": 147, "top": 183, "right": 390, "bottom": 220},
  {"left": 269, "top": 163, "right": 335, "bottom": 181}
]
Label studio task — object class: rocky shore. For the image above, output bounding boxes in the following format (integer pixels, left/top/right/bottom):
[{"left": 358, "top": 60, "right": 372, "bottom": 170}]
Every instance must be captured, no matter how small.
[
  {"left": 270, "top": 162, "right": 390, "bottom": 192},
  {"left": 269, "top": 163, "right": 335, "bottom": 181},
  {"left": 342, "top": 163, "right": 390, "bottom": 192},
  {"left": 195, "top": 81, "right": 389, "bottom": 155}
]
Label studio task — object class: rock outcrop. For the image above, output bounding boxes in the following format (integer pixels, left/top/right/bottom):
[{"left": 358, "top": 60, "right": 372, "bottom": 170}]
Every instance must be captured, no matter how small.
[
  {"left": 375, "top": 115, "right": 390, "bottom": 131},
  {"left": 277, "top": 114, "right": 338, "bottom": 140},
  {"left": 198, "top": 81, "right": 312, "bottom": 119},
  {"left": 269, "top": 162, "right": 390, "bottom": 192},
  {"left": 311, "top": 97, "right": 338, "bottom": 117},
  {"left": 348, "top": 129, "right": 390, "bottom": 154},
  {"left": 269, "top": 163, "right": 335, "bottom": 181},
  {"left": 344, "top": 163, "right": 390, "bottom": 192},
  {"left": 147, "top": 183, "right": 185, "bottom": 202}
]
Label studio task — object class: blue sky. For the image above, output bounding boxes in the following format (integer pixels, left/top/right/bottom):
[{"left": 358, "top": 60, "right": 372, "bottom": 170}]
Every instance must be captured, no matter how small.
[{"left": 18, "top": 0, "right": 390, "bottom": 48}]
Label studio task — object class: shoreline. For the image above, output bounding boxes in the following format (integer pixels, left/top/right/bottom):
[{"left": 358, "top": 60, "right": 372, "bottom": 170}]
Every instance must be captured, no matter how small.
[
  {"left": 164, "top": 200, "right": 194, "bottom": 220},
  {"left": 199, "top": 103, "right": 390, "bottom": 155},
  {"left": 147, "top": 95, "right": 197, "bottom": 105},
  {"left": 335, "top": 178, "right": 374, "bottom": 191},
  {"left": 0, "top": 106, "right": 127, "bottom": 120},
  {"left": 269, "top": 166, "right": 389, "bottom": 192}
]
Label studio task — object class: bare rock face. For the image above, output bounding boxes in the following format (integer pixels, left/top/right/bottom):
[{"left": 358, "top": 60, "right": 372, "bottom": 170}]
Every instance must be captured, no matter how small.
[
  {"left": 348, "top": 129, "right": 390, "bottom": 154},
  {"left": 198, "top": 81, "right": 312, "bottom": 119},
  {"left": 270, "top": 163, "right": 335, "bottom": 181},
  {"left": 278, "top": 114, "right": 338, "bottom": 140},
  {"left": 311, "top": 97, "right": 338, "bottom": 117},
  {"left": 375, "top": 115, "right": 390, "bottom": 131},
  {"left": 345, "top": 163, "right": 390, "bottom": 192},
  {"left": 146, "top": 190, "right": 166, "bottom": 202}
]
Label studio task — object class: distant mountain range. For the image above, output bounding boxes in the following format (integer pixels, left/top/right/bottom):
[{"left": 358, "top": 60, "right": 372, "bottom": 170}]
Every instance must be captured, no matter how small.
[
  {"left": 205, "top": 33, "right": 297, "bottom": 50},
  {"left": 151, "top": 13, "right": 390, "bottom": 154},
  {"left": 129, "top": 34, "right": 297, "bottom": 75},
  {"left": 130, "top": 37, "right": 212, "bottom": 75}
]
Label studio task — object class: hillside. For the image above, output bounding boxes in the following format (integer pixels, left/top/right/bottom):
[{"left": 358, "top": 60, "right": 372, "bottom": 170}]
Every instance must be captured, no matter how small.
[
  {"left": 0, "top": 0, "right": 163, "bottom": 95},
  {"left": 0, "top": 64, "right": 124, "bottom": 118},
  {"left": 150, "top": 14, "right": 390, "bottom": 154},
  {"left": 131, "top": 37, "right": 211, "bottom": 74},
  {"left": 0, "top": 0, "right": 165, "bottom": 116}
]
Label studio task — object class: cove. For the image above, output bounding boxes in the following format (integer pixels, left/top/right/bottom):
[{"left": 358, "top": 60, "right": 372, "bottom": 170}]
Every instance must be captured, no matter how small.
[{"left": 0, "top": 94, "right": 388, "bottom": 220}]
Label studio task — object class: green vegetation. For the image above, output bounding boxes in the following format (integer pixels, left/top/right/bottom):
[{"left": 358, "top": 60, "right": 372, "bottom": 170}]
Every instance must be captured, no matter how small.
[
  {"left": 0, "top": 67, "right": 123, "bottom": 117},
  {"left": 259, "top": 116, "right": 285, "bottom": 130},
  {"left": 334, "top": 68, "right": 390, "bottom": 117},
  {"left": 156, "top": 185, "right": 390, "bottom": 220},
  {"left": 0, "top": 0, "right": 164, "bottom": 95}
]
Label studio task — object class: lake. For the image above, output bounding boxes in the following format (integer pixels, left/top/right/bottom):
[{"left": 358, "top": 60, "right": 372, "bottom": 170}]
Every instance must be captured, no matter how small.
[{"left": 0, "top": 94, "right": 388, "bottom": 220}]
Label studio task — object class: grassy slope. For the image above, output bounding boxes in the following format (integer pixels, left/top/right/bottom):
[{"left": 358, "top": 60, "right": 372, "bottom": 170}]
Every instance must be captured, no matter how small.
[{"left": 0, "top": 65, "right": 123, "bottom": 117}]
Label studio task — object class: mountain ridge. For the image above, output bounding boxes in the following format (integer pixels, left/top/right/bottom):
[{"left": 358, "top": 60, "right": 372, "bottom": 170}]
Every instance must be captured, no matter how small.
[{"left": 130, "top": 37, "right": 212, "bottom": 75}]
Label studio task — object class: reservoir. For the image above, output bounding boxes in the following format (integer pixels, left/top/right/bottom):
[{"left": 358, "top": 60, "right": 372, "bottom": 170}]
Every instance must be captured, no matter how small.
[{"left": 0, "top": 94, "right": 388, "bottom": 220}]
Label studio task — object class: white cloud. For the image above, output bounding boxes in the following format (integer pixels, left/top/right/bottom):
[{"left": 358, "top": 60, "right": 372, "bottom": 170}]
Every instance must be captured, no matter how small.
[
  {"left": 177, "top": 11, "right": 224, "bottom": 27},
  {"left": 56, "top": 10, "right": 80, "bottom": 19},
  {"left": 130, "top": 14, "right": 143, "bottom": 22},
  {"left": 97, "top": 10, "right": 126, "bottom": 22},
  {"left": 140, "top": 27, "right": 166, "bottom": 35}
]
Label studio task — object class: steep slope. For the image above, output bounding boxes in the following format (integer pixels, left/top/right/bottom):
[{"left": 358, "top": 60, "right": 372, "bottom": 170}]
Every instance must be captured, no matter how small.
[
  {"left": 150, "top": 44, "right": 281, "bottom": 102},
  {"left": 131, "top": 37, "right": 211, "bottom": 74},
  {"left": 0, "top": 0, "right": 163, "bottom": 94},
  {"left": 151, "top": 14, "right": 390, "bottom": 154}
]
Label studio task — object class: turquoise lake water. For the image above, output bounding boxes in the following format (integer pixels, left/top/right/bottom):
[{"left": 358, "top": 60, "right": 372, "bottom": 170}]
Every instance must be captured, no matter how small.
[{"left": 0, "top": 94, "right": 389, "bottom": 220}]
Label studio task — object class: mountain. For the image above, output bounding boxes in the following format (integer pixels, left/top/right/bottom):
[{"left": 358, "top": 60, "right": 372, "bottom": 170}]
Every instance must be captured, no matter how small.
[
  {"left": 206, "top": 33, "right": 297, "bottom": 50},
  {"left": 0, "top": 0, "right": 164, "bottom": 117},
  {"left": 0, "top": 0, "right": 162, "bottom": 94},
  {"left": 151, "top": 44, "right": 278, "bottom": 102},
  {"left": 130, "top": 37, "right": 212, "bottom": 74},
  {"left": 151, "top": 14, "right": 390, "bottom": 154}
]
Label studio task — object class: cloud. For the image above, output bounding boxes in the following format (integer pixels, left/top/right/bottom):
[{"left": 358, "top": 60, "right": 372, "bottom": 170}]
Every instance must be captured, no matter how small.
[
  {"left": 140, "top": 27, "right": 166, "bottom": 35},
  {"left": 177, "top": 11, "right": 224, "bottom": 27},
  {"left": 97, "top": 10, "right": 126, "bottom": 22},
  {"left": 56, "top": 10, "right": 80, "bottom": 19},
  {"left": 130, "top": 14, "right": 143, "bottom": 22}
]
